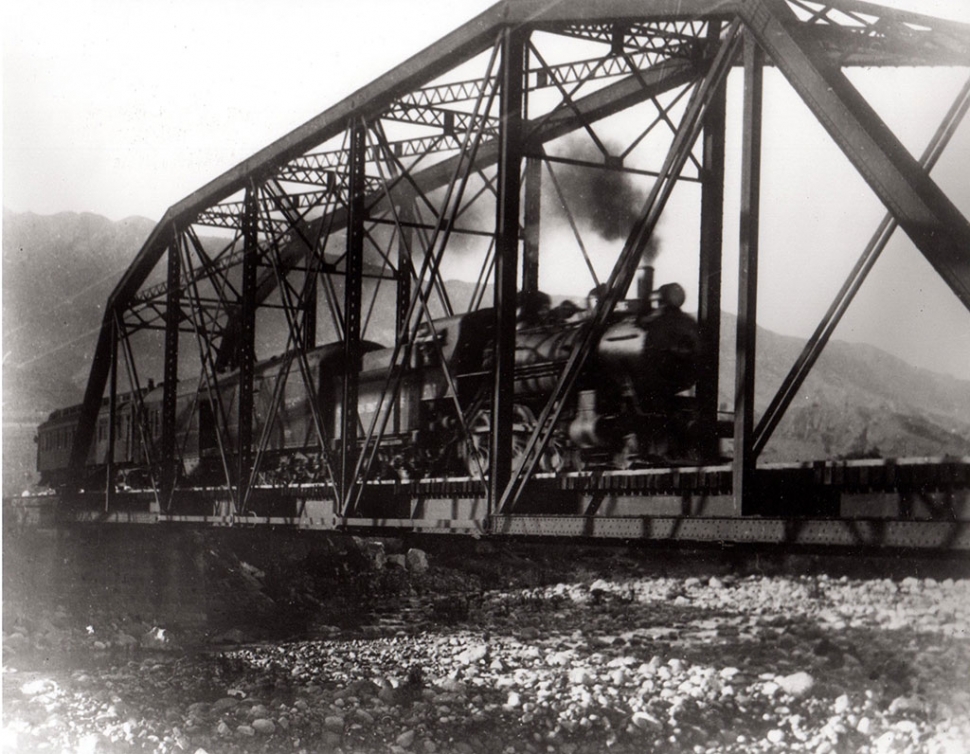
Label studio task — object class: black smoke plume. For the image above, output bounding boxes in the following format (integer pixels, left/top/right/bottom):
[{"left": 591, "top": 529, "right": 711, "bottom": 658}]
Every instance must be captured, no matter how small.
[{"left": 544, "top": 137, "right": 655, "bottom": 256}]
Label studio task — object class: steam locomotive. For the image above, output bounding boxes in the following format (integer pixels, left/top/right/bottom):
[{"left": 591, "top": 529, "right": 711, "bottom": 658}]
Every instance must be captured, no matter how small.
[{"left": 37, "top": 270, "right": 700, "bottom": 490}]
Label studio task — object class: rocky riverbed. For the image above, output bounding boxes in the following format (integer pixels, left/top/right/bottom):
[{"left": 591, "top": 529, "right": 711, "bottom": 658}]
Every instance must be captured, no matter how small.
[{"left": 3, "top": 539, "right": 970, "bottom": 753}]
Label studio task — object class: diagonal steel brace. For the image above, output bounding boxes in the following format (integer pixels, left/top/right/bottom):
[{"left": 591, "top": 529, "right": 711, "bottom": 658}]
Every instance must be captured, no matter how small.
[{"left": 738, "top": 0, "right": 970, "bottom": 312}]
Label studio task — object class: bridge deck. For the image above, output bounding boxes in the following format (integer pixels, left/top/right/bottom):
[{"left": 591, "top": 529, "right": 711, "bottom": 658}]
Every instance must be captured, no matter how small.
[{"left": 9, "top": 456, "right": 969, "bottom": 551}]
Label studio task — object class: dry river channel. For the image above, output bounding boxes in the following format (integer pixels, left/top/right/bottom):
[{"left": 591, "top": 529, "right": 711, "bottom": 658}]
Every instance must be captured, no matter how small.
[{"left": 3, "top": 535, "right": 969, "bottom": 754}]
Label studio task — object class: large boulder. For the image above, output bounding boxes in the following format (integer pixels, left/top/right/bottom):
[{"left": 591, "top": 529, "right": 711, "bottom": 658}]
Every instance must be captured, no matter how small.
[{"left": 406, "top": 548, "right": 430, "bottom": 574}]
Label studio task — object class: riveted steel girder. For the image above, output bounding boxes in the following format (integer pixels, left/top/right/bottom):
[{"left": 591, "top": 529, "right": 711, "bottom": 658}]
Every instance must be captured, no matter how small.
[
  {"left": 490, "top": 27, "right": 527, "bottom": 509},
  {"left": 733, "top": 30, "right": 764, "bottom": 515},
  {"left": 696, "top": 21, "right": 727, "bottom": 461},
  {"left": 237, "top": 186, "right": 259, "bottom": 508},
  {"left": 341, "top": 121, "right": 367, "bottom": 505},
  {"left": 161, "top": 234, "right": 180, "bottom": 504}
]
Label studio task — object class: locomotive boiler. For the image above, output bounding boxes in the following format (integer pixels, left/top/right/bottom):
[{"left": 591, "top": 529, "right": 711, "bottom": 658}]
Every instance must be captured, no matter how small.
[
  {"left": 37, "top": 269, "right": 700, "bottom": 490},
  {"left": 496, "top": 272, "right": 699, "bottom": 472}
]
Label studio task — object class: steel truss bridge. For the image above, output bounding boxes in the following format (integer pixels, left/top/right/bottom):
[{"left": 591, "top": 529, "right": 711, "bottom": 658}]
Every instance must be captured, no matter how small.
[{"left": 35, "top": 0, "right": 970, "bottom": 550}]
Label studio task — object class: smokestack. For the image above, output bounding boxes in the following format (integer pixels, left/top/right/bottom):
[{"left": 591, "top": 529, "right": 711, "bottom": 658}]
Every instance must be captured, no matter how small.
[{"left": 637, "top": 266, "right": 654, "bottom": 314}]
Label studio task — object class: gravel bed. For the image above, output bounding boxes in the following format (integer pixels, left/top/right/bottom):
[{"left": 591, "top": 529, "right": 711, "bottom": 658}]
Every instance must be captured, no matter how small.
[{"left": 3, "top": 548, "right": 970, "bottom": 753}]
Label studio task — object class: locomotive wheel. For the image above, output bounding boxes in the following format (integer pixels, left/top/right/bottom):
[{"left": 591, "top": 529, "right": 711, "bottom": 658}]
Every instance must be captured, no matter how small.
[
  {"left": 539, "top": 438, "right": 566, "bottom": 473},
  {"left": 568, "top": 448, "right": 586, "bottom": 472},
  {"left": 374, "top": 449, "right": 410, "bottom": 481},
  {"left": 462, "top": 405, "right": 534, "bottom": 479},
  {"left": 612, "top": 433, "right": 639, "bottom": 470},
  {"left": 463, "top": 410, "right": 492, "bottom": 479}
]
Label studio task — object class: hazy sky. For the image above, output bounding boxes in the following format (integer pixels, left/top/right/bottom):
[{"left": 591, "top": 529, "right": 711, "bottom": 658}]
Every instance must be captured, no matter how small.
[{"left": 3, "top": 0, "right": 970, "bottom": 380}]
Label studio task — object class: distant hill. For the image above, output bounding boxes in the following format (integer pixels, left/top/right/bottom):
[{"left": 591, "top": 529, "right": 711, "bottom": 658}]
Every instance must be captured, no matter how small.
[
  {"left": 3, "top": 211, "right": 158, "bottom": 494},
  {"left": 715, "top": 312, "right": 970, "bottom": 461},
  {"left": 3, "top": 210, "right": 969, "bottom": 494},
  {"left": 3, "top": 210, "right": 157, "bottom": 413}
]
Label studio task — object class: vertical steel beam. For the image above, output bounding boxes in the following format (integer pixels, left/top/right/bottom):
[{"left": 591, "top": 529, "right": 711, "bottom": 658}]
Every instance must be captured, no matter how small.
[
  {"left": 394, "top": 200, "right": 415, "bottom": 438},
  {"left": 734, "top": 30, "right": 763, "bottom": 515},
  {"left": 522, "top": 156, "right": 542, "bottom": 295},
  {"left": 238, "top": 185, "right": 260, "bottom": 507},
  {"left": 397, "top": 196, "right": 416, "bottom": 343},
  {"left": 342, "top": 119, "right": 366, "bottom": 503},
  {"left": 105, "top": 316, "right": 119, "bottom": 510},
  {"left": 697, "top": 20, "right": 727, "bottom": 461},
  {"left": 303, "top": 276, "right": 317, "bottom": 351},
  {"left": 71, "top": 324, "right": 112, "bottom": 479},
  {"left": 491, "top": 27, "right": 526, "bottom": 511},
  {"left": 161, "top": 238, "right": 181, "bottom": 503}
]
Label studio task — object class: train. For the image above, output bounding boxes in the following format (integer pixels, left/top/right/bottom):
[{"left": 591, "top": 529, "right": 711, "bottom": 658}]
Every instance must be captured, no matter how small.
[{"left": 37, "top": 269, "right": 701, "bottom": 491}]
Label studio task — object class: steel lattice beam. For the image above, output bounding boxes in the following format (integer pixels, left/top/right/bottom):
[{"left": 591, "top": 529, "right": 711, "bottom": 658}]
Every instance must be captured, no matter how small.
[{"left": 245, "top": 57, "right": 702, "bottom": 319}]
